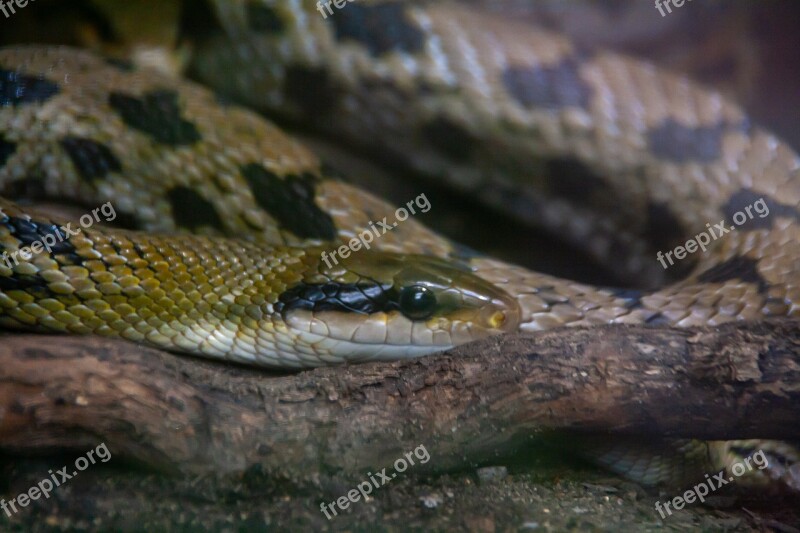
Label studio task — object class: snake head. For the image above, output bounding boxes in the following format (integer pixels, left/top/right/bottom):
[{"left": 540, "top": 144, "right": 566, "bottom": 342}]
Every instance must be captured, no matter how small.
[{"left": 276, "top": 251, "right": 521, "bottom": 364}]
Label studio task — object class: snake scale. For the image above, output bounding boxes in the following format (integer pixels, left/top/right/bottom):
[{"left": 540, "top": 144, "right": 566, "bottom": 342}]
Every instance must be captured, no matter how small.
[{"left": 0, "top": 0, "right": 798, "bottom": 489}]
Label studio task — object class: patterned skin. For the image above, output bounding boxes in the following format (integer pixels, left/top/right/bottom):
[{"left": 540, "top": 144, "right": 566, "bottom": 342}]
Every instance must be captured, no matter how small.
[{"left": 0, "top": 0, "right": 798, "bottom": 489}]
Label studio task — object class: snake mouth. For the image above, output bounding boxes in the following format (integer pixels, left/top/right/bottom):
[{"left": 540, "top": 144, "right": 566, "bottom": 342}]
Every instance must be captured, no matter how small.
[
  {"left": 285, "top": 302, "right": 519, "bottom": 346},
  {"left": 274, "top": 252, "right": 521, "bottom": 361},
  {"left": 282, "top": 304, "right": 517, "bottom": 363}
]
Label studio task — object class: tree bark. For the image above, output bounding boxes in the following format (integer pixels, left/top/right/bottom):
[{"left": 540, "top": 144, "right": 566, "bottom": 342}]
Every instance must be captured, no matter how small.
[{"left": 0, "top": 319, "right": 798, "bottom": 482}]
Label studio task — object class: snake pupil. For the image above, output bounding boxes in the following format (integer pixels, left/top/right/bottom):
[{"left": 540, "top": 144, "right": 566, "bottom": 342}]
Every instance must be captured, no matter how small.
[{"left": 398, "top": 285, "right": 437, "bottom": 320}]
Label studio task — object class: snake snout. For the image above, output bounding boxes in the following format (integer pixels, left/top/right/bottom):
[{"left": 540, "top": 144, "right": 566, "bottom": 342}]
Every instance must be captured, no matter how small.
[
  {"left": 273, "top": 251, "right": 522, "bottom": 364},
  {"left": 446, "top": 280, "right": 521, "bottom": 344},
  {"left": 482, "top": 293, "right": 521, "bottom": 333},
  {"left": 354, "top": 253, "right": 522, "bottom": 347}
]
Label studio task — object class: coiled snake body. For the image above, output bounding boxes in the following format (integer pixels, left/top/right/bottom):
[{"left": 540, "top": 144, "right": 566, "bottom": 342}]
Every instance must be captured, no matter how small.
[{"left": 0, "top": 1, "right": 798, "bottom": 488}]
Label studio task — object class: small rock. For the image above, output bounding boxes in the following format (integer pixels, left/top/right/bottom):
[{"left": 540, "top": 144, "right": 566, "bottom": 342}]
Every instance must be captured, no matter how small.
[
  {"left": 520, "top": 521, "right": 539, "bottom": 529},
  {"left": 420, "top": 494, "right": 443, "bottom": 508},
  {"left": 476, "top": 466, "right": 508, "bottom": 484}
]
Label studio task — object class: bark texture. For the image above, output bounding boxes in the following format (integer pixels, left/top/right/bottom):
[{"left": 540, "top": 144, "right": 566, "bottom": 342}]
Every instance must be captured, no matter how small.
[{"left": 1, "top": 319, "right": 798, "bottom": 482}]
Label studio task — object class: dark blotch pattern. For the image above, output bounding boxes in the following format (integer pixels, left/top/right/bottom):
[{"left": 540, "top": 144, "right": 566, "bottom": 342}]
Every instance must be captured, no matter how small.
[
  {"left": 167, "top": 186, "right": 225, "bottom": 232},
  {"left": 0, "top": 135, "right": 16, "bottom": 167},
  {"left": 647, "top": 120, "right": 725, "bottom": 163},
  {"left": 60, "top": 137, "right": 122, "bottom": 183},
  {"left": 108, "top": 90, "right": 201, "bottom": 146},
  {"left": 331, "top": 3, "right": 425, "bottom": 57},
  {"left": 241, "top": 163, "right": 336, "bottom": 240},
  {"left": 422, "top": 117, "right": 478, "bottom": 162},
  {"left": 546, "top": 158, "right": 613, "bottom": 205},
  {"left": 0, "top": 69, "right": 61, "bottom": 107},
  {"left": 246, "top": 2, "right": 284, "bottom": 33},
  {"left": 722, "top": 189, "right": 800, "bottom": 231},
  {"left": 5, "top": 176, "right": 46, "bottom": 200},
  {"left": 106, "top": 209, "right": 139, "bottom": 231},
  {"left": 283, "top": 66, "right": 339, "bottom": 117},
  {"left": 276, "top": 282, "right": 399, "bottom": 315},
  {"left": 697, "top": 256, "right": 769, "bottom": 293},
  {"left": 1, "top": 216, "right": 77, "bottom": 256},
  {"left": 645, "top": 202, "right": 687, "bottom": 252},
  {"left": 0, "top": 271, "right": 51, "bottom": 294},
  {"left": 646, "top": 202, "right": 695, "bottom": 280},
  {"left": 502, "top": 58, "right": 592, "bottom": 110}
]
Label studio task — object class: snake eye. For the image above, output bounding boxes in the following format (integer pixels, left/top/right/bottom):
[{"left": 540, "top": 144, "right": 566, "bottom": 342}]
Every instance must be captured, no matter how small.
[{"left": 398, "top": 285, "right": 437, "bottom": 320}]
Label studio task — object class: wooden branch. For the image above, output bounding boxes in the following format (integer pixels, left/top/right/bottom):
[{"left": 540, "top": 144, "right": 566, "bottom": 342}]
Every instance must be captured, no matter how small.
[{"left": 0, "top": 320, "right": 798, "bottom": 480}]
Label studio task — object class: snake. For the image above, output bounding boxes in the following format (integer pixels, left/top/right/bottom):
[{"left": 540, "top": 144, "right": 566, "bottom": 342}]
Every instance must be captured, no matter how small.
[{"left": 0, "top": 0, "right": 798, "bottom": 490}]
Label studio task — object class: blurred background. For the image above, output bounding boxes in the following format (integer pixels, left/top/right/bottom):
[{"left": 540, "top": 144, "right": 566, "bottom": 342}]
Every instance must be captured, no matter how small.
[
  {"left": 2, "top": 0, "right": 798, "bottom": 289},
  {"left": 1, "top": 2, "right": 799, "bottom": 530}
]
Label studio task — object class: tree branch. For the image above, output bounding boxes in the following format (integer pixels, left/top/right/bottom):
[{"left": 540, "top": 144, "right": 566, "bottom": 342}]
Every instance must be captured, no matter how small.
[{"left": 0, "top": 320, "right": 798, "bottom": 480}]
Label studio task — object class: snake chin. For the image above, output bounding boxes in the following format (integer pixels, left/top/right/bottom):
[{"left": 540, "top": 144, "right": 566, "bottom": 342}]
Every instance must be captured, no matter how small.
[
  {"left": 286, "top": 322, "right": 457, "bottom": 365},
  {"left": 282, "top": 300, "right": 520, "bottom": 366}
]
